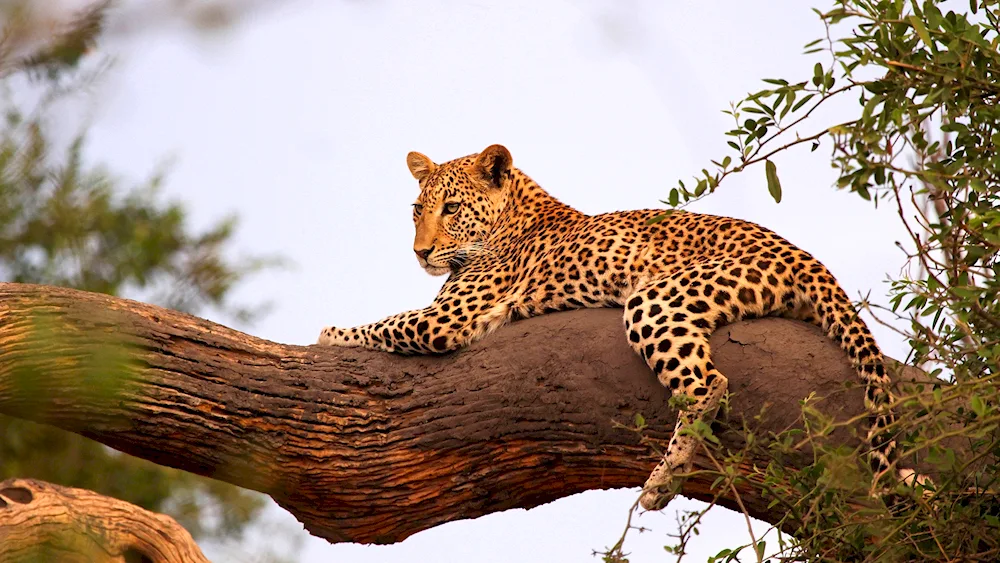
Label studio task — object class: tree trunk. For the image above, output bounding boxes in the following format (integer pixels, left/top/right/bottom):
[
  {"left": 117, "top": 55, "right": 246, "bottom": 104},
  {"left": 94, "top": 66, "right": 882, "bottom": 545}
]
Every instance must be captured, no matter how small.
[
  {"left": 0, "top": 282, "right": 902, "bottom": 544},
  {"left": 0, "top": 477, "right": 208, "bottom": 563}
]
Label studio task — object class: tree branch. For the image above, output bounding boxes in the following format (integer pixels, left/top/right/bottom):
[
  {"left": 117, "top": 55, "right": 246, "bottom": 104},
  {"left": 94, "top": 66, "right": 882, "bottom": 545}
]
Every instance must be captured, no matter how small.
[
  {"left": 0, "top": 477, "right": 208, "bottom": 563},
  {"left": 0, "top": 282, "right": 902, "bottom": 545}
]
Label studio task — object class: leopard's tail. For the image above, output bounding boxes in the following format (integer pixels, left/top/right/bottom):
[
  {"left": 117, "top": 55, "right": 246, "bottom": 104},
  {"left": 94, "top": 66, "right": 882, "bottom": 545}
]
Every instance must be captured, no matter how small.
[{"left": 796, "top": 263, "right": 897, "bottom": 477}]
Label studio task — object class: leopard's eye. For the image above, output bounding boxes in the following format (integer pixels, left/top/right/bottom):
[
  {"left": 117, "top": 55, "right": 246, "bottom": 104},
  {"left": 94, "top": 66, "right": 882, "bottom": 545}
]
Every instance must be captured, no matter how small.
[
  {"left": 412, "top": 203, "right": 424, "bottom": 215},
  {"left": 443, "top": 202, "right": 460, "bottom": 215}
]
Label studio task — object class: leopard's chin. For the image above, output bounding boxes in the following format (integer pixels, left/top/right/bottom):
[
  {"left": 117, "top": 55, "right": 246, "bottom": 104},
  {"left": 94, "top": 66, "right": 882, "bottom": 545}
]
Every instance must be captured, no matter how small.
[{"left": 416, "top": 255, "right": 452, "bottom": 276}]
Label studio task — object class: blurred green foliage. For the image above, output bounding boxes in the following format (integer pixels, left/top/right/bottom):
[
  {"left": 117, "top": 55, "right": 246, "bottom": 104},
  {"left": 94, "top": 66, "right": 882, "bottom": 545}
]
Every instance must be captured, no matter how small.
[{"left": 0, "top": 1, "right": 277, "bottom": 545}]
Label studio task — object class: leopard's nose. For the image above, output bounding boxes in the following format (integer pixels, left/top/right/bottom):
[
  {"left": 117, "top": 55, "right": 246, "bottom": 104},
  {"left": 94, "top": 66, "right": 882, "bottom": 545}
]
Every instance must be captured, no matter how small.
[{"left": 414, "top": 246, "right": 434, "bottom": 260}]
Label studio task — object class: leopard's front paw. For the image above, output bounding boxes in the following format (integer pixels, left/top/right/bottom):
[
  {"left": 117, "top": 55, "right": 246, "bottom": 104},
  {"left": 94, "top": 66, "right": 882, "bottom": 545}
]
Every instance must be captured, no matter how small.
[{"left": 317, "top": 326, "right": 345, "bottom": 346}]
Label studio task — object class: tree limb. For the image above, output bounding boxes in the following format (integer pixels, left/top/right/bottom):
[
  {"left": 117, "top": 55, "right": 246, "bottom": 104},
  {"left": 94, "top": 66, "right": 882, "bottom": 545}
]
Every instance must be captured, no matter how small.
[
  {"left": 0, "top": 282, "right": 898, "bottom": 544},
  {"left": 0, "top": 477, "right": 208, "bottom": 563}
]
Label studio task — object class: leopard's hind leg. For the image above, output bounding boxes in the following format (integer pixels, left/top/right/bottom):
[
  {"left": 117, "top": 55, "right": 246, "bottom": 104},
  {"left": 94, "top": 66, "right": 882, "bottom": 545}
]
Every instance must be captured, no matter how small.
[{"left": 624, "top": 259, "right": 780, "bottom": 510}]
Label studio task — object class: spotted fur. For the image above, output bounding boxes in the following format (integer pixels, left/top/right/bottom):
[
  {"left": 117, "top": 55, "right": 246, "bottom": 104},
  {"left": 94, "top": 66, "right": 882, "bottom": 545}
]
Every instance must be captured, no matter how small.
[{"left": 318, "top": 145, "right": 901, "bottom": 510}]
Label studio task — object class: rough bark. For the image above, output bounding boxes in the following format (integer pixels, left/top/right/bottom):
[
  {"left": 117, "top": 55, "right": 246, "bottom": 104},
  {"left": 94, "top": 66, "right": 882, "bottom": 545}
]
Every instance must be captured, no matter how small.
[
  {"left": 0, "top": 282, "right": 908, "bottom": 545},
  {"left": 0, "top": 477, "right": 208, "bottom": 563}
]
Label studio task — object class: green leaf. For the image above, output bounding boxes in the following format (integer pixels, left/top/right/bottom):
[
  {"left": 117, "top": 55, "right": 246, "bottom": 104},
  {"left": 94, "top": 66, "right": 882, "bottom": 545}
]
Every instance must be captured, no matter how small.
[
  {"left": 909, "top": 14, "right": 934, "bottom": 48},
  {"left": 765, "top": 160, "right": 782, "bottom": 203},
  {"left": 633, "top": 412, "right": 646, "bottom": 427},
  {"left": 971, "top": 395, "right": 986, "bottom": 417},
  {"left": 862, "top": 95, "right": 882, "bottom": 123},
  {"left": 755, "top": 540, "right": 767, "bottom": 560},
  {"left": 646, "top": 212, "right": 671, "bottom": 224},
  {"left": 812, "top": 62, "right": 825, "bottom": 86}
]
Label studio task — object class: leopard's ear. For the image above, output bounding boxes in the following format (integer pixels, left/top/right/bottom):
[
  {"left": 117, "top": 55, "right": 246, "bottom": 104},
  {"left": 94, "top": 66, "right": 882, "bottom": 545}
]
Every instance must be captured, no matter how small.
[
  {"left": 406, "top": 151, "right": 436, "bottom": 183},
  {"left": 472, "top": 144, "right": 512, "bottom": 189}
]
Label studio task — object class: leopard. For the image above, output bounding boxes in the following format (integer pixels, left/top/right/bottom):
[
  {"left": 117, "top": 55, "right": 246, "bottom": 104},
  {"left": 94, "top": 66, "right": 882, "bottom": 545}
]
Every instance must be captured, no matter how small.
[{"left": 317, "top": 144, "right": 910, "bottom": 510}]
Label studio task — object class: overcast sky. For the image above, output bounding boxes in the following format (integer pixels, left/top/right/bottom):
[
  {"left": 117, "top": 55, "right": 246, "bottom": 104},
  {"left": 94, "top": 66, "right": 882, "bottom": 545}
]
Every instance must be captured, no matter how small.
[{"left": 69, "top": 1, "right": 917, "bottom": 561}]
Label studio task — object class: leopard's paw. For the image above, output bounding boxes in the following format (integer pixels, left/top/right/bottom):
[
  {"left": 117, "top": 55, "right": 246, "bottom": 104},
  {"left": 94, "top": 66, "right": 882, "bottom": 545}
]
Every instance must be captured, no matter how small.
[
  {"left": 898, "top": 468, "right": 932, "bottom": 488},
  {"left": 640, "top": 475, "right": 683, "bottom": 511},
  {"left": 317, "top": 326, "right": 342, "bottom": 346},
  {"left": 639, "top": 456, "right": 687, "bottom": 511}
]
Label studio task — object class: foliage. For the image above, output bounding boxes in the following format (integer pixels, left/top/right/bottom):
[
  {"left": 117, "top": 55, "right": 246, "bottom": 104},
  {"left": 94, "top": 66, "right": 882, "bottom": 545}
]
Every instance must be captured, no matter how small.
[
  {"left": 0, "top": 2, "right": 278, "bottom": 547},
  {"left": 617, "top": 0, "right": 1000, "bottom": 561}
]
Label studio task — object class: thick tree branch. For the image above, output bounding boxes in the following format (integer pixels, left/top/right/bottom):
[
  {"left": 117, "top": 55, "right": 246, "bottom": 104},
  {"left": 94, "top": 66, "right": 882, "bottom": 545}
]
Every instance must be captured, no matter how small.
[
  {"left": 0, "top": 282, "right": 899, "bottom": 544},
  {"left": 0, "top": 477, "right": 208, "bottom": 563}
]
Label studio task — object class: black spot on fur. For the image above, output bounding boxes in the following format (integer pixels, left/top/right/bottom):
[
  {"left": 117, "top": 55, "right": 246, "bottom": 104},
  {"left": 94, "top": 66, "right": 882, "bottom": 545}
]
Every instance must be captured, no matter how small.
[
  {"left": 687, "top": 300, "right": 710, "bottom": 314},
  {"left": 678, "top": 342, "right": 695, "bottom": 358}
]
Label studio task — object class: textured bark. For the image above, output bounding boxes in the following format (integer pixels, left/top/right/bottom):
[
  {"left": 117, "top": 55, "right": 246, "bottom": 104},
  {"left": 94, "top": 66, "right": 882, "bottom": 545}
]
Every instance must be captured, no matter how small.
[
  {"left": 0, "top": 282, "right": 910, "bottom": 545},
  {"left": 0, "top": 478, "right": 208, "bottom": 563}
]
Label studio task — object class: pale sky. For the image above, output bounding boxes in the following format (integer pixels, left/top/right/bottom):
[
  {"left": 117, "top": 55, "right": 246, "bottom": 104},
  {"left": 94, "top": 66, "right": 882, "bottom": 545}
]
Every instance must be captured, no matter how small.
[{"left": 67, "top": 0, "right": 915, "bottom": 561}]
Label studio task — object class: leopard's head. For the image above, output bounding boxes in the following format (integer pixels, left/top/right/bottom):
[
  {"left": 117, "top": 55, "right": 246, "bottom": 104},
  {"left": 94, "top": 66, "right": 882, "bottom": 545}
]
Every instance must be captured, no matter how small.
[{"left": 407, "top": 144, "right": 512, "bottom": 276}]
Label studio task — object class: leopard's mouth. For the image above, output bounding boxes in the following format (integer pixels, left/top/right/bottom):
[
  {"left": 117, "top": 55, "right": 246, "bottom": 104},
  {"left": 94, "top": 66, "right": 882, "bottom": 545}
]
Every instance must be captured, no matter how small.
[
  {"left": 417, "top": 255, "right": 451, "bottom": 277},
  {"left": 418, "top": 248, "right": 470, "bottom": 275}
]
